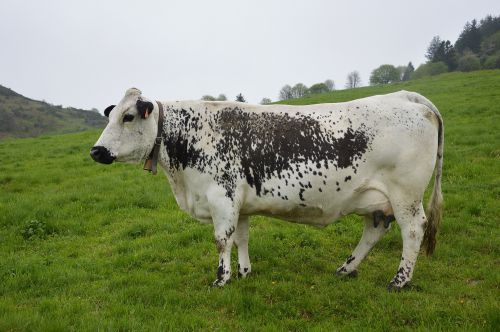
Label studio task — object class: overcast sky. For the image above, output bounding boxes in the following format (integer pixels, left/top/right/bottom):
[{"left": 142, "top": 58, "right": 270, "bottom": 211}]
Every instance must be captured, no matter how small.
[{"left": 1, "top": 0, "right": 499, "bottom": 111}]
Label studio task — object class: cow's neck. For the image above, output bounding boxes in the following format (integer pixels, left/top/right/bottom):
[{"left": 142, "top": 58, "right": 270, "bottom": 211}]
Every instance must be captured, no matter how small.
[
  {"left": 158, "top": 105, "right": 205, "bottom": 172},
  {"left": 143, "top": 101, "right": 165, "bottom": 175},
  {"left": 156, "top": 104, "right": 200, "bottom": 210}
]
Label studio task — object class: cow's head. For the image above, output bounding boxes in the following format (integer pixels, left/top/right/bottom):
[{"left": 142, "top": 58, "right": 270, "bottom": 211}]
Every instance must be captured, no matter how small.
[{"left": 90, "top": 88, "right": 157, "bottom": 164}]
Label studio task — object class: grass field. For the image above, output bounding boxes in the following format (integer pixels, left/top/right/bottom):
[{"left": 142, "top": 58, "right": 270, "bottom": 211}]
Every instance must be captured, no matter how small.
[{"left": 1, "top": 70, "right": 499, "bottom": 331}]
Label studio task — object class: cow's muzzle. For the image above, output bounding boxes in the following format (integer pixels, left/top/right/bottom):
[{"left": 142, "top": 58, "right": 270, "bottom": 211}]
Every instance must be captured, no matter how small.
[{"left": 90, "top": 146, "right": 115, "bottom": 164}]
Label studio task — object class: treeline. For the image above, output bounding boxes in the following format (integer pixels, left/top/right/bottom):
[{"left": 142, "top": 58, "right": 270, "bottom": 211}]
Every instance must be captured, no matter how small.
[
  {"left": 277, "top": 79, "right": 335, "bottom": 102},
  {"left": 200, "top": 94, "right": 227, "bottom": 101},
  {"left": 200, "top": 81, "right": 335, "bottom": 105},
  {"left": 200, "top": 93, "right": 247, "bottom": 103},
  {"left": 201, "top": 15, "right": 499, "bottom": 104},
  {"left": 276, "top": 75, "right": 366, "bottom": 102},
  {"left": 369, "top": 14, "right": 500, "bottom": 85}
]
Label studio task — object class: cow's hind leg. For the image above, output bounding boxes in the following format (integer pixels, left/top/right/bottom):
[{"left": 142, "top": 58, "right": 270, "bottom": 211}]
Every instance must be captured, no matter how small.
[
  {"left": 336, "top": 215, "right": 389, "bottom": 277},
  {"left": 388, "top": 199, "right": 427, "bottom": 291},
  {"left": 234, "top": 216, "right": 251, "bottom": 278}
]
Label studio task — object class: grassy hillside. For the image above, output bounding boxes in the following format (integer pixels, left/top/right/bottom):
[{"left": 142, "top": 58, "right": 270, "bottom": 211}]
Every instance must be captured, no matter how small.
[
  {"left": 0, "top": 84, "right": 107, "bottom": 139},
  {"left": 0, "top": 70, "right": 499, "bottom": 330}
]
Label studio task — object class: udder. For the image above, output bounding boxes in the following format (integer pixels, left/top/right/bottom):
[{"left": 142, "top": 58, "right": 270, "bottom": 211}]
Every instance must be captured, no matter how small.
[{"left": 346, "top": 189, "right": 393, "bottom": 216}]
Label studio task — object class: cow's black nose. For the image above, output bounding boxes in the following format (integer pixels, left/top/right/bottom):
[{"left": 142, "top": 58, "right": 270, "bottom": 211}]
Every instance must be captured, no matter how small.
[
  {"left": 90, "top": 147, "right": 100, "bottom": 159},
  {"left": 90, "top": 146, "right": 115, "bottom": 164}
]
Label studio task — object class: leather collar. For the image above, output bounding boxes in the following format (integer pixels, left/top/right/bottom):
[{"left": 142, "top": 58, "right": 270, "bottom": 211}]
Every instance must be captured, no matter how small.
[{"left": 143, "top": 101, "right": 164, "bottom": 175}]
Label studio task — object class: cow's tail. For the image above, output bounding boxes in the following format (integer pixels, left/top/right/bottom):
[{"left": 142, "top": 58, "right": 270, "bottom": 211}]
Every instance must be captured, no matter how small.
[{"left": 405, "top": 91, "right": 444, "bottom": 255}]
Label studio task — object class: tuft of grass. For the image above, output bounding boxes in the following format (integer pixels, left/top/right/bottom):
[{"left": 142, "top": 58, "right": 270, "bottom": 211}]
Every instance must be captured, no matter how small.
[
  {"left": 20, "top": 219, "right": 56, "bottom": 240},
  {"left": 0, "top": 70, "right": 499, "bottom": 330}
]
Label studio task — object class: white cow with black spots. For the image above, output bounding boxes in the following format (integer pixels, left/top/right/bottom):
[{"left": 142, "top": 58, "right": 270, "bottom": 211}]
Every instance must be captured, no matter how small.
[{"left": 91, "top": 88, "right": 443, "bottom": 291}]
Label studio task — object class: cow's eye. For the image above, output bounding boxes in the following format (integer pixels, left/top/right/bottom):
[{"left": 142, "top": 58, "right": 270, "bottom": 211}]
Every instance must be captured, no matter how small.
[{"left": 123, "top": 114, "right": 135, "bottom": 123}]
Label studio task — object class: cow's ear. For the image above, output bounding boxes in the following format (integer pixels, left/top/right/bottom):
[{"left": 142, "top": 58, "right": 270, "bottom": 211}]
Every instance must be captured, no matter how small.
[
  {"left": 104, "top": 105, "right": 115, "bottom": 117},
  {"left": 136, "top": 100, "right": 154, "bottom": 119}
]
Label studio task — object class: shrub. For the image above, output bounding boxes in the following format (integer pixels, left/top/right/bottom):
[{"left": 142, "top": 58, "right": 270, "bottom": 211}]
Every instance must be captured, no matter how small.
[
  {"left": 260, "top": 97, "right": 272, "bottom": 105},
  {"left": 483, "top": 53, "right": 500, "bottom": 69},
  {"left": 412, "top": 62, "right": 449, "bottom": 79},
  {"left": 480, "top": 31, "right": 500, "bottom": 57},
  {"left": 201, "top": 95, "right": 216, "bottom": 101},
  {"left": 307, "top": 83, "right": 330, "bottom": 95},
  {"left": 457, "top": 53, "right": 481, "bottom": 72}
]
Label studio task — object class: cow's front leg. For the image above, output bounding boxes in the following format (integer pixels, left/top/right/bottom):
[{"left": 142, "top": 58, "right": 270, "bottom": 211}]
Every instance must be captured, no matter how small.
[
  {"left": 234, "top": 216, "right": 251, "bottom": 278},
  {"left": 209, "top": 189, "right": 240, "bottom": 287},
  {"left": 213, "top": 223, "right": 235, "bottom": 287}
]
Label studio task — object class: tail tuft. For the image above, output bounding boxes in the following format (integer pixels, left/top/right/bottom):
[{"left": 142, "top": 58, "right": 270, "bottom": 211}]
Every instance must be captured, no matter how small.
[{"left": 423, "top": 178, "right": 443, "bottom": 255}]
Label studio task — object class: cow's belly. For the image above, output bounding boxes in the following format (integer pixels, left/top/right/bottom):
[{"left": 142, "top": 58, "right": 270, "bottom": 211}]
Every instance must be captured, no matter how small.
[
  {"left": 172, "top": 178, "right": 338, "bottom": 226},
  {"left": 180, "top": 188, "right": 392, "bottom": 227},
  {"left": 239, "top": 176, "right": 392, "bottom": 226},
  {"left": 173, "top": 168, "right": 395, "bottom": 227},
  {"left": 249, "top": 206, "right": 338, "bottom": 227}
]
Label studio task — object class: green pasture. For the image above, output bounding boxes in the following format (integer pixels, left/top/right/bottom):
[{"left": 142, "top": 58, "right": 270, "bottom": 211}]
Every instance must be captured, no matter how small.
[{"left": 0, "top": 70, "right": 499, "bottom": 330}]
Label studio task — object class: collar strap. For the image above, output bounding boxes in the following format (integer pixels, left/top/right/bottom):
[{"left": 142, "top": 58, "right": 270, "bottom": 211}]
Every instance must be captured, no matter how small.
[{"left": 143, "top": 101, "right": 164, "bottom": 175}]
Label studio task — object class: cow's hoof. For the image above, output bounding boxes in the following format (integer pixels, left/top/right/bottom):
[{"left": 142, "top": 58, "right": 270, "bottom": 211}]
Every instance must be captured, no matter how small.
[
  {"left": 237, "top": 266, "right": 251, "bottom": 279},
  {"left": 387, "top": 281, "right": 410, "bottom": 292},
  {"left": 237, "top": 271, "right": 250, "bottom": 279},
  {"left": 347, "top": 270, "right": 358, "bottom": 278},
  {"left": 336, "top": 267, "right": 358, "bottom": 278},
  {"left": 212, "top": 278, "right": 230, "bottom": 287}
]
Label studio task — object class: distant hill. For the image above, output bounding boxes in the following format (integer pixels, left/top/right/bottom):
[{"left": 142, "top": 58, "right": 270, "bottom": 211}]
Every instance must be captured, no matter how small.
[{"left": 0, "top": 85, "right": 107, "bottom": 138}]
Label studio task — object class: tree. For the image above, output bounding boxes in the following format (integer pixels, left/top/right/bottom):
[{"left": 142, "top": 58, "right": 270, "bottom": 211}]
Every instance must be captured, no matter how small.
[
  {"left": 216, "top": 94, "right": 227, "bottom": 101},
  {"left": 279, "top": 84, "right": 293, "bottom": 100},
  {"left": 426, "top": 37, "right": 457, "bottom": 69},
  {"left": 478, "top": 15, "right": 500, "bottom": 40},
  {"left": 369, "top": 64, "right": 400, "bottom": 85},
  {"left": 260, "top": 97, "right": 272, "bottom": 105},
  {"left": 426, "top": 36, "right": 442, "bottom": 62},
  {"left": 235, "top": 93, "right": 246, "bottom": 102},
  {"left": 307, "top": 83, "right": 329, "bottom": 95},
  {"left": 291, "top": 83, "right": 308, "bottom": 99},
  {"left": 324, "top": 79, "right": 335, "bottom": 91},
  {"left": 436, "top": 40, "right": 458, "bottom": 70},
  {"left": 345, "top": 71, "right": 361, "bottom": 88},
  {"left": 402, "top": 62, "right": 414, "bottom": 81},
  {"left": 455, "top": 19, "right": 482, "bottom": 54},
  {"left": 396, "top": 65, "right": 407, "bottom": 80},
  {"left": 201, "top": 95, "right": 216, "bottom": 101}
]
